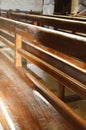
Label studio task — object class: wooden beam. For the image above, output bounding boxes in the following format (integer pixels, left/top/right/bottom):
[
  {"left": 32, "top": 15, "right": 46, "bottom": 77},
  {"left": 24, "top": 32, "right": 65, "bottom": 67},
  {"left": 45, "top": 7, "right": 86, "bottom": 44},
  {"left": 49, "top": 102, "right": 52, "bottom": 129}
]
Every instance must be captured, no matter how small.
[
  {"left": 58, "top": 84, "right": 65, "bottom": 100},
  {"left": 15, "top": 34, "right": 22, "bottom": 67}
]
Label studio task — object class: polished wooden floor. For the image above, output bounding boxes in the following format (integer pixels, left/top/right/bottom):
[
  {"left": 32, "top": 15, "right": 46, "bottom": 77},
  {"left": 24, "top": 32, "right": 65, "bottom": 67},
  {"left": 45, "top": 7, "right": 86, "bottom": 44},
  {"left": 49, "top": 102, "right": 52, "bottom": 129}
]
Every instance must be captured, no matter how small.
[{"left": 0, "top": 51, "right": 75, "bottom": 130}]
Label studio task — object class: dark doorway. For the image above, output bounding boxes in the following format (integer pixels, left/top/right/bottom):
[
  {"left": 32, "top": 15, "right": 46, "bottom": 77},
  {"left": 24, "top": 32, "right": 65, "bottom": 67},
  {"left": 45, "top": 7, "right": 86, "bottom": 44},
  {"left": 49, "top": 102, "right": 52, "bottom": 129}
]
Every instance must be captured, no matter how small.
[{"left": 54, "top": 0, "right": 72, "bottom": 15}]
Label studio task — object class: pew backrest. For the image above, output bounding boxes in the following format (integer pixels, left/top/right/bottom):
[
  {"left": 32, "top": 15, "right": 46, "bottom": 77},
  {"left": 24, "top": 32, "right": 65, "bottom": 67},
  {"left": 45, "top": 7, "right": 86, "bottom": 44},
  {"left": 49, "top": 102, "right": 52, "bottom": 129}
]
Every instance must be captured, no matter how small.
[{"left": 8, "top": 12, "right": 86, "bottom": 36}]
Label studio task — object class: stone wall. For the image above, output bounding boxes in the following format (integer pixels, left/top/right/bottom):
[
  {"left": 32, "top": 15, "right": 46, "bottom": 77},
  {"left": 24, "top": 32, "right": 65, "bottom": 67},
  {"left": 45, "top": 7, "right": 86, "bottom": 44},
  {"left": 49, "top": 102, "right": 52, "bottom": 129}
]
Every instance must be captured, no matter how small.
[
  {"left": 0, "top": 0, "right": 80, "bottom": 15},
  {"left": 0, "top": 0, "right": 43, "bottom": 12}
]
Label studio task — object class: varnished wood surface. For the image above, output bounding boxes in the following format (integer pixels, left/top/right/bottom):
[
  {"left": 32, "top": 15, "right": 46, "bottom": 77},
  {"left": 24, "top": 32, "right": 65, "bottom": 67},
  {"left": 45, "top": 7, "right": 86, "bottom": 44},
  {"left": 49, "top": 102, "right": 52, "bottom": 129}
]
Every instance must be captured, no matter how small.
[
  {"left": 0, "top": 17, "right": 86, "bottom": 129},
  {"left": 0, "top": 10, "right": 86, "bottom": 36},
  {"left": 0, "top": 17, "right": 86, "bottom": 100},
  {"left": 0, "top": 51, "right": 76, "bottom": 130},
  {"left": 10, "top": 12, "right": 86, "bottom": 34},
  {"left": 51, "top": 14, "right": 86, "bottom": 22},
  {"left": 0, "top": 17, "right": 86, "bottom": 63},
  {"left": 0, "top": 9, "right": 86, "bottom": 21}
]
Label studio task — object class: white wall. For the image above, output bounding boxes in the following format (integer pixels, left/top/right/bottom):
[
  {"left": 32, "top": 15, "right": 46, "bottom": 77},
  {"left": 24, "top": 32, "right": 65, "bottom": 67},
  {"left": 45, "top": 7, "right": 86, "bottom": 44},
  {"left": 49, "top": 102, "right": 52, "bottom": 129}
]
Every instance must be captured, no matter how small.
[{"left": 0, "top": 0, "right": 43, "bottom": 12}]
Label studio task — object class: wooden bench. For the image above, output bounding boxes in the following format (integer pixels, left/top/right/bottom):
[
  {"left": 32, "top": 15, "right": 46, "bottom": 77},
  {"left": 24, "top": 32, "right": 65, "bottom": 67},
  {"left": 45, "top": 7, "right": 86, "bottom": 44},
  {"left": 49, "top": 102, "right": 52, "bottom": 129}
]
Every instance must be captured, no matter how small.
[
  {"left": 0, "top": 51, "right": 82, "bottom": 130},
  {"left": 0, "top": 17, "right": 86, "bottom": 129},
  {"left": 52, "top": 14, "right": 86, "bottom": 22},
  {"left": 0, "top": 10, "right": 86, "bottom": 36},
  {"left": 6, "top": 12, "right": 86, "bottom": 36},
  {"left": 0, "top": 16, "right": 86, "bottom": 96}
]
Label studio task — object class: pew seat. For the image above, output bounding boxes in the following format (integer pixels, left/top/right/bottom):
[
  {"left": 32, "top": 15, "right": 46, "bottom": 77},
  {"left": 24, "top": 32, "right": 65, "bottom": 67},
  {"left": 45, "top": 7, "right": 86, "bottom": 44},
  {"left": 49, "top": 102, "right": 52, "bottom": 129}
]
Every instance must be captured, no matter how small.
[{"left": 0, "top": 51, "right": 78, "bottom": 130}]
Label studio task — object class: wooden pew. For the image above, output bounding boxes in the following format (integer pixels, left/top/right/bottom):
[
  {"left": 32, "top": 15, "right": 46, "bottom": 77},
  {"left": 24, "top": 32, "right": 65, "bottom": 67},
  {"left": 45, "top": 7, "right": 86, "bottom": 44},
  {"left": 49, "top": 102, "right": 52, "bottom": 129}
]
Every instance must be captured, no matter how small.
[
  {"left": 1, "top": 9, "right": 86, "bottom": 21},
  {"left": 0, "top": 10, "right": 86, "bottom": 36},
  {"left": 50, "top": 14, "right": 86, "bottom": 22},
  {"left": 0, "top": 17, "right": 86, "bottom": 129},
  {"left": 7, "top": 12, "right": 86, "bottom": 36},
  {"left": 0, "top": 52, "right": 84, "bottom": 130},
  {"left": 0, "top": 16, "right": 86, "bottom": 97}
]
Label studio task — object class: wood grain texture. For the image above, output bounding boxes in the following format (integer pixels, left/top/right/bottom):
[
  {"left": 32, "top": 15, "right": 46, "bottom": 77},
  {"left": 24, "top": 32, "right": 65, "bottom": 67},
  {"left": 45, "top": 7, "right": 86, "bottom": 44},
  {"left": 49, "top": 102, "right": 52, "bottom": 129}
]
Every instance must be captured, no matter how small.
[{"left": 0, "top": 52, "right": 75, "bottom": 130}]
